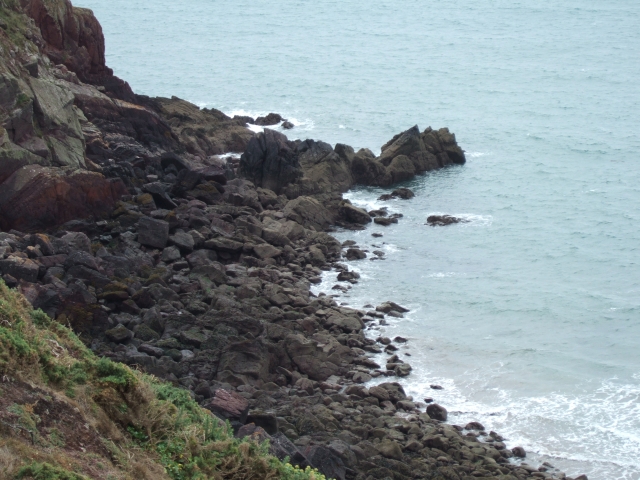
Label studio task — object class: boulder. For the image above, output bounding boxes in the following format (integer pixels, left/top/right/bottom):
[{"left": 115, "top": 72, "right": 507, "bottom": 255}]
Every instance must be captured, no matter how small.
[
  {"left": 304, "top": 445, "right": 346, "bottom": 480},
  {"left": 282, "top": 196, "right": 336, "bottom": 231},
  {"left": 105, "top": 324, "right": 133, "bottom": 343},
  {"left": 374, "top": 217, "right": 398, "bottom": 226},
  {"left": 137, "top": 217, "right": 169, "bottom": 249},
  {"left": 391, "top": 188, "right": 415, "bottom": 199},
  {"left": 205, "top": 389, "right": 249, "bottom": 424},
  {"left": 345, "top": 248, "right": 366, "bottom": 260},
  {"left": 0, "top": 166, "right": 126, "bottom": 232},
  {"left": 253, "top": 244, "right": 281, "bottom": 260},
  {"left": 169, "top": 231, "right": 195, "bottom": 253},
  {"left": 0, "top": 256, "right": 40, "bottom": 283},
  {"left": 426, "top": 403, "right": 448, "bottom": 421},
  {"left": 285, "top": 334, "right": 353, "bottom": 381},
  {"left": 339, "top": 203, "right": 372, "bottom": 225},
  {"left": 376, "top": 440, "right": 404, "bottom": 461},
  {"left": 60, "top": 232, "right": 92, "bottom": 254},
  {"left": 511, "top": 446, "right": 526, "bottom": 458}
]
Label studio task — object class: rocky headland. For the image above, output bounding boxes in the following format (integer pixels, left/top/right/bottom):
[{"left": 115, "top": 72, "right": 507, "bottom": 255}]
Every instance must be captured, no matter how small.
[{"left": 0, "top": 1, "right": 583, "bottom": 479}]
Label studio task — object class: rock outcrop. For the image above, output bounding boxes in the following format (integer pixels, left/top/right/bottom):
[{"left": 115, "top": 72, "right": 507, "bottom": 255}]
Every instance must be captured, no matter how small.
[
  {"left": 238, "top": 124, "right": 466, "bottom": 200},
  {"left": 0, "top": 0, "right": 255, "bottom": 232}
]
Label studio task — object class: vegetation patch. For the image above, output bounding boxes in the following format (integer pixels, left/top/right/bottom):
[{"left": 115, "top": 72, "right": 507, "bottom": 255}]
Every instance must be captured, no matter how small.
[{"left": 0, "top": 280, "right": 325, "bottom": 479}]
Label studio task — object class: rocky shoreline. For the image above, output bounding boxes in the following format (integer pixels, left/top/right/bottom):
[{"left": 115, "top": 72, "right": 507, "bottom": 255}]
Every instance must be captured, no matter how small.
[{"left": 0, "top": 1, "right": 587, "bottom": 479}]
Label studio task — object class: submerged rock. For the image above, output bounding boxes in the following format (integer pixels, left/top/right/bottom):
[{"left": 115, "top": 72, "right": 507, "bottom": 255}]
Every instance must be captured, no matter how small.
[{"left": 426, "top": 214, "right": 468, "bottom": 226}]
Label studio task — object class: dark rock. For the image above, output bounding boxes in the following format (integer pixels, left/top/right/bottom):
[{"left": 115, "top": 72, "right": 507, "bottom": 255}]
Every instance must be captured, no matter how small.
[
  {"left": 105, "top": 324, "right": 133, "bottom": 343},
  {"left": 238, "top": 129, "right": 302, "bottom": 194},
  {"left": 169, "top": 231, "right": 195, "bottom": 253},
  {"left": 143, "top": 182, "right": 177, "bottom": 209},
  {"left": 376, "top": 302, "right": 409, "bottom": 314},
  {"left": 426, "top": 215, "right": 468, "bottom": 226},
  {"left": 254, "top": 113, "right": 283, "bottom": 126},
  {"left": 281, "top": 121, "right": 294, "bottom": 130},
  {"left": 391, "top": 188, "right": 415, "bottom": 199},
  {"left": 304, "top": 445, "right": 346, "bottom": 480},
  {"left": 60, "top": 232, "right": 92, "bottom": 254},
  {"left": 137, "top": 217, "right": 169, "bottom": 249},
  {"left": 246, "top": 412, "right": 279, "bottom": 435},
  {"left": 430, "top": 384, "right": 443, "bottom": 390},
  {"left": 345, "top": 248, "right": 366, "bottom": 261},
  {"left": 511, "top": 446, "right": 526, "bottom": 458},
  {"left": 376, "top": 440, "right": 404, "bottom": 461},
  {"left": 0, "top": 256, "right": 40, "bottom": 282},
  {"left": 64, "top": 251, "right": 99, "bottom": 271},
  {"left": 373, "top": 217, "right": 398, "bottom": 226},
  {"left": 339, "top": 203, "right": 372, "bottom": 225},
  {"left": 426, "top": 403, "right": 448, "bottom": 421}
]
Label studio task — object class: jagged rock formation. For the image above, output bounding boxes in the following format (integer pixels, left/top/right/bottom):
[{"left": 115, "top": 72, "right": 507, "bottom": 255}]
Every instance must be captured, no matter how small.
[{"left": 239, "top": 125, "right": 466, "bottom": 198}]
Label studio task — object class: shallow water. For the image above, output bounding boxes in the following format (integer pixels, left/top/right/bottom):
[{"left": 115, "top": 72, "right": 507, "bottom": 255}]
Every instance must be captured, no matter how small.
[{"left": 77, "top": 0, "right": 640, "bottom": 477}]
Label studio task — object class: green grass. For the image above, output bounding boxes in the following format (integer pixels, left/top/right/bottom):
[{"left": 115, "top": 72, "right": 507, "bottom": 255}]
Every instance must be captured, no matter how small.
[{"left": 0, "top": 279, "right": 327, "bottom": 479}]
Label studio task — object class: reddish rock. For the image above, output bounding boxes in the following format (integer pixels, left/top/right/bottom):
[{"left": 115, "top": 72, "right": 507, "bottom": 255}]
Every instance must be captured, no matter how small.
[
  {"left": 22, "top": 0, "right": 111, "bottom": 83},
  {"left": 0, "top": 165, "right": 126, "bottom": 232},
  {"left": 205, "top": 389, "right": 249, "bottom": 424}
]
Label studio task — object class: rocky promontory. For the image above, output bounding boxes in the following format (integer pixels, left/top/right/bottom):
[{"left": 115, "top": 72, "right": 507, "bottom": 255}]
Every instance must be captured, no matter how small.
[{"left": 0, "top": 1, "right": 581, "bottom": 479}]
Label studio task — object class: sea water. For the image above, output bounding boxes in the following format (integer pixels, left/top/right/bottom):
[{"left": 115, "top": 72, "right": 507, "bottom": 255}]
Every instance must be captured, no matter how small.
[{"left": 75, "top": 1, "right": 640, "bottom": 478}]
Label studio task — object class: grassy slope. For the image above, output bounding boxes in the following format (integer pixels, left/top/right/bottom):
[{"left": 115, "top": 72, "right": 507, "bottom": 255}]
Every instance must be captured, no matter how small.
[{"left": 0, "top": 280, "right": 325, "bottom": 480}]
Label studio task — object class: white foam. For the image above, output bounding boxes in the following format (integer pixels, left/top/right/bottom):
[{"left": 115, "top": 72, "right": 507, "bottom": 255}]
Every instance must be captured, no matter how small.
[
  {"left": 467, "top": 151, "right": 489, "bottom": 158},
  {"left": 246, "top": 123, "right": 265, "bottom": 134}
]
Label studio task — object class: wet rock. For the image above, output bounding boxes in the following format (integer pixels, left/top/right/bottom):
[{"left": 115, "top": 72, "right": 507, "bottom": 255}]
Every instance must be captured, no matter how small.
[
  {"left": 391, "top": 188, "right": 415, "bottom": 199},
  {"left": 511, "top": 446, "right": 526, "bottom": 458},
  {"left": 339, "top": 202, "right": 372, "bottom": 225},
  {"left": 426, "top": 215, "right": 467, "bottom": 226},
  {"left": 426, "top": 403, "right": 448, "bottom": 421},
  {"left": 281, "top": 120, "right": 294, "bottom": 130},
  {"left": 254, "top": 113, "right": 283, "bottom": 126},
  {"left": 337, "top": 270, "right": 360, "bottom": 282},
  {"left": 376, "top": 301, "right": 409, "bottom": 314},
  {"left": 430, "top": 384, "right": 443, "bottom": 390},
  {"left": 345, "top": 248, "right": 367, "bottom": 260},
  {"left": 373, "top": 217, "right": 398, "bottom": 226}
]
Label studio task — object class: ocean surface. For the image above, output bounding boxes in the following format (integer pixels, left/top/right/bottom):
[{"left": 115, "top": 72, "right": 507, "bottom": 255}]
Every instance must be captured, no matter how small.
[{"left": 76, "top": 1, "right": 640, "bottom": 478}]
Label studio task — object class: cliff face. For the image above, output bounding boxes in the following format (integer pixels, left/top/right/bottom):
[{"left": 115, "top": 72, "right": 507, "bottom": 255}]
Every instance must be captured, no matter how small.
[{"left": 0, "top": 0, "right": 254, "bottom": 232}]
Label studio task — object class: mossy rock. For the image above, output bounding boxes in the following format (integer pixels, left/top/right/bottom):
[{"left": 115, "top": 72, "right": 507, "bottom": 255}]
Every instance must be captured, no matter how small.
[
  {"left": 156, "top": 337, "right": 182, "bottom": 350},
  {"left": 134, "top": 324, "right": 160, "bottom": 342},
  {"left": 164, "top": 348, "right": 183, "bottom": 361}
]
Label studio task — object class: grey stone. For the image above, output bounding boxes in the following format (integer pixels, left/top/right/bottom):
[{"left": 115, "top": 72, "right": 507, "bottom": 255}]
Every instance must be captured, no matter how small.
[{"left": 137, "top": 217, "right": 169, "bottom": 249}]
